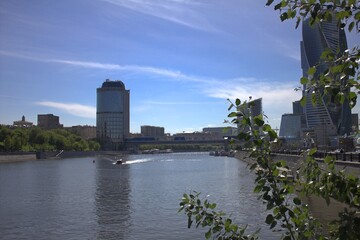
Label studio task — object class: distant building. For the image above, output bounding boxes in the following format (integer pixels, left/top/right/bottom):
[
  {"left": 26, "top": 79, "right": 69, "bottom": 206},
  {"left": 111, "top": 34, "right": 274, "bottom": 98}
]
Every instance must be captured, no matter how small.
[
  {"left": 13, "top": 115, "right": 33, "bottom": 127},
  {"left": 67, "top": 125, "right": 96, "bottom": 140},
  {"left": 202, "top": 127, "right": 238, "bottom": 138},
  {"left": 141, "top": 125, "right": 165, "bottom": 138},
  {"left": 173, "top": 131, "right": 221, "bottom": 141},
  {"left": 37, "top": 114, "right": 63, "bottom": 130},
  {"left": 351, "top": 113, "right": 359, "bottom": 132},
  {"left": 279, "top": 114, "right": 304, "bottom": 140},
  {"left": 292, "top": 101, "right": 303, "bottom": 115},
  {"left": 96, "top": 79, "right": 130, "bottom": 150}
]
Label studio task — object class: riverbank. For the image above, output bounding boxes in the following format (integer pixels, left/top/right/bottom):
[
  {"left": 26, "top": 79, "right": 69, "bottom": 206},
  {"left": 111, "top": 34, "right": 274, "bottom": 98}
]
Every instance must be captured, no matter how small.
[
  {"left": 0, "top": 152, "right": 37, "bottom": 163},
  {"left": 0, "top": 151, "right": 102, "bottom": 163}
]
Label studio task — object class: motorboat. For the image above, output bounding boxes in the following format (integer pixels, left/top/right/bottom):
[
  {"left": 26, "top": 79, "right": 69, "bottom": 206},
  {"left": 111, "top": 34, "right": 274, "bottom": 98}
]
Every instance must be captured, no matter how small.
[{"left": 113, "top": 159, "right": 123, "bottom": 165}]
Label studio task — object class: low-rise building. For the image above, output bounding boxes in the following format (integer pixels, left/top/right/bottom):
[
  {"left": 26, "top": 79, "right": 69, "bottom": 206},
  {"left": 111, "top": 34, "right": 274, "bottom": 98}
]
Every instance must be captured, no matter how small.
[
  {"left": 67, "top": 125, "right": 96, "bottom": 140},
  {"left": 13, "top": 116, "right": 33, "bottom": 127},
  {"left": 37, "top": 114, "right": 63, "bottom": 130},
  {"left": 141, "top": 125, "right": 165, "bottom": 138}
]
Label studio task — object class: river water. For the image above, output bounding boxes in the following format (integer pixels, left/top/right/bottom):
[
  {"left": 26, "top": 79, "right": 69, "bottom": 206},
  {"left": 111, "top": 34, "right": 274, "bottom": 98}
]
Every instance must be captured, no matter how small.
[{"left": 0, "top": 152, "right": 280, "bottom": 239}]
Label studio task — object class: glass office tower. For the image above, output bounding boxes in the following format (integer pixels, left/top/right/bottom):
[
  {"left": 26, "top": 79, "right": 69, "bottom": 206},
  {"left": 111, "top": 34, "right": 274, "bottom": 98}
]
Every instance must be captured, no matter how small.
[
  {"left": 300, "top": 17, "right": 351, "bottom": 136},
  {"left": 97, "top": 79, "right": 130, "bottom": 150}
]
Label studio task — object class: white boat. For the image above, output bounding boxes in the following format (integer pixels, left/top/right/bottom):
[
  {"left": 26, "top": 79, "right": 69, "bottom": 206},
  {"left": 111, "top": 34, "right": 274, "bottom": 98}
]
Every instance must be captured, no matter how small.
[{"left": 113, "top": 159, "right": 123, "bottom": 165}]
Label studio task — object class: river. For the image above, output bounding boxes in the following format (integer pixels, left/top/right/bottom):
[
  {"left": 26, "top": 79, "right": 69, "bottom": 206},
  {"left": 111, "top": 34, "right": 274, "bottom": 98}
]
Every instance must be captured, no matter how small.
[{"left": 0, "top": 152, "right": 281, "bottom": 239}]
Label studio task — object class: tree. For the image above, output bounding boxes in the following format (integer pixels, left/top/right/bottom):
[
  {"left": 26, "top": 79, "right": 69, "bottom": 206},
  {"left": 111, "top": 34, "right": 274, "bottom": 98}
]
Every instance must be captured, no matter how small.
[{"left": 180, "top": 1, "right": 360, "bottom": 239}]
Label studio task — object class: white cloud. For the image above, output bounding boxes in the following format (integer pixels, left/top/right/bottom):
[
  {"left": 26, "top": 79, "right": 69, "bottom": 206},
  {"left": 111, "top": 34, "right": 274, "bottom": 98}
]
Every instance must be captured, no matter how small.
[
  {"left": 204, "top": 81, "right": 302, "bottom": 127},
  {"left": 35, "top": 101, "right": 96, "bottom": 119},
  {"left": 102, "top": 0, "right": 217, "bottom": 32}
]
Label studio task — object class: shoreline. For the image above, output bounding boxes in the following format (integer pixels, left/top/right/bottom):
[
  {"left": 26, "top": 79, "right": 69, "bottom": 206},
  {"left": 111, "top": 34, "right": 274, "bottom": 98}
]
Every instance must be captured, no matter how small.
[{"left": 0, "top": 151, "right": 100, "bottom": 163}]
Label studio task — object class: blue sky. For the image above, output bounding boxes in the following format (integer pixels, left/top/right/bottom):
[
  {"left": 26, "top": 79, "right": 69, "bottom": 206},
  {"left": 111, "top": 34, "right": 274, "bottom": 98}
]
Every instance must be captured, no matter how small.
[{"left": 0, "top": 0, "right": 359, "bottom": 134}]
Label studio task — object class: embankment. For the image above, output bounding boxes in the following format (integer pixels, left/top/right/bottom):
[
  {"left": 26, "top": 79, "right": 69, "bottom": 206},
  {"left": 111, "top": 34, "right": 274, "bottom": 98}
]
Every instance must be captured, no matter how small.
[
  {"left": 0, "top": 152, "right": 37, "bottom": 163},
  {"left": 0, "top": 151, "right": 99, "bottom": 163}
]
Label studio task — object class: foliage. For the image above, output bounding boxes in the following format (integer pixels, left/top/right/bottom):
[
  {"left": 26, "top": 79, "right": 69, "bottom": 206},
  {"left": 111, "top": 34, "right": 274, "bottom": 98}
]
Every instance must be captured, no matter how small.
[
  {"left": 180, "top": 96, "right": 360, "bottom": 239},
  {"left": 179, "top": 192, "right": 258, "bottom": 240},
  {"left": 179, "top": 1, "right": 360, "bottom": 239},
  {"left": 0, "top": 125, "right": 100, "bottom": 152}
]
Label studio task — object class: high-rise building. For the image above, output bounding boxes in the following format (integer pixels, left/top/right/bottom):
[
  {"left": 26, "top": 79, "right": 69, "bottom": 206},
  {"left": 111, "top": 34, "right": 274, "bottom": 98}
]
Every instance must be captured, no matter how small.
[
  {"left": 96, "top": 79, "right": 130, "bottom": 150},
  {"left": 300, "top": 17, "right": 351, "bottom": 136},
  {"left": 292, "top": 101, "right": 303, "bottom": 115}
]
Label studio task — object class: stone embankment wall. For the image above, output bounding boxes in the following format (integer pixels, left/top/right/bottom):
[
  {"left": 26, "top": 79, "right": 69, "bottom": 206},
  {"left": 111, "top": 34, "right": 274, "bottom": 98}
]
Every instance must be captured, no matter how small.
[
  {"left": 0, "top": 152, "right": 37, "bottom": 163},
  {"left": 0, "top": 151, "right": 99, "bottom": 163},
  {"left": 36, "top": 151, "right": 98, "bottom": 159}
]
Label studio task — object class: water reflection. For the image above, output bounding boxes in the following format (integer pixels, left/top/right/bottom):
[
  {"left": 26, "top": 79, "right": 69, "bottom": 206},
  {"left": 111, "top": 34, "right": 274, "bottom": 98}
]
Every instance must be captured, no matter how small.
[{"left": 94, "top": 157, "right": 132, "bottom": 240}]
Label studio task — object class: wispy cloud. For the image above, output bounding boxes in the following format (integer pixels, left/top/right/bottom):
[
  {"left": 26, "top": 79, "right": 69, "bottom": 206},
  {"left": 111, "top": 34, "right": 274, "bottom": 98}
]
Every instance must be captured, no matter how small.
[
  {"left": 3, "top": 50, "right": 300, "bottom": 121},
  {"left": 0, "top": 50, "right": 218, "bottom": 84},
  {"left": 144, "top": 100, "right": 223, "bottom": 105},
  {"left": 35, "top": 101, "right": 96, "bottom": 119},
  {"left": 102, "top": 0, "right": 217, "bottom": 32}
]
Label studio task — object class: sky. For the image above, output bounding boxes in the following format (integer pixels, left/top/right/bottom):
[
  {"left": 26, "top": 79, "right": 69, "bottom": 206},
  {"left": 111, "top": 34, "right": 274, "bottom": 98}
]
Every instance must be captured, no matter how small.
[{"left": 0, "top": 0, "right": 359, "bottom": 134}]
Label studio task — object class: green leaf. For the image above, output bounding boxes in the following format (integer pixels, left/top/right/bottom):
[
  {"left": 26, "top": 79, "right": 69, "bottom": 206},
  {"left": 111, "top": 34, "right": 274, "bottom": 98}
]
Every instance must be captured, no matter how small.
[
  {"left": 280, "top": 12, "right": 288, "bottom": 21},
  {"left": 235, "top": 98, "right": 241, "bottom": 106},
  {"left": 227, "top": 112, "right": 237, "bottom": 118},
  {"left": 308, "top": 67, "right": 316, "bottom": 76},
  {"left": 205, "top": 229, "right": 211, "bottom": 239},
  {"left": 293, "top": 197, "right": 301, "bottom": 205},
  {"left": 270, "top": 220, "right": 277, "bottom": 229},
  {"left": 300, "top": 77, "right": 308, "bottom": 85},
  {"left": 336, "top": 92, "right": 345, "bottom": 104},
  {"left": 274, "top": 2, "right": 282, "bottom": 10},
  {"left": 209, "top": 203, "right": 216, "bottom": 209},
  {"left": 254, "top": 116, "right": 264, "bottom": 127},
  {"left": 266, "top": 0, "right": 274, "bottom": 6},
  {"left": 265, "top": 214, "right": 274, "bottom": 224},
  {"left": 268, "top": 129, "right": 277, "bottom": 139},
  {"left": 262, "top": 124, "right": 271, "bottom": 132},
  {"left": 348, "top": 22, "right": 355, "bottom": 32},
  {"left": 308, "top": 148, "right": 317, "bottom": 156}
]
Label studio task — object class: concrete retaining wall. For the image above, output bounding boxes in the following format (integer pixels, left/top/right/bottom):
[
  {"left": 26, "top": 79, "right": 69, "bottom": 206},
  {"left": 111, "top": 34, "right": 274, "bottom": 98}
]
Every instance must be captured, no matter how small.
[{"left": 0, "top": 153, "right": 37, "bottom": 163}]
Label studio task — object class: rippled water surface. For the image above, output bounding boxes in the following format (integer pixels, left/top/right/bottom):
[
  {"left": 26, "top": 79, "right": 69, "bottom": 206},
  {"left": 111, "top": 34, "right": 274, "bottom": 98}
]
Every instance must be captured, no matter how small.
[{"left": 0, "top": 152, "right": 278, "bottom": 239}]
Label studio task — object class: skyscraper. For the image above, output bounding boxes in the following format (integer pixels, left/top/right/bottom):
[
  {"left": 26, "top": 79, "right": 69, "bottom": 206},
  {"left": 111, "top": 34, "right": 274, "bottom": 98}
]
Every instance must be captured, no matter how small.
[
  {"left": 300, "top": 17, "right": 351, "bottom": 136},
  {"left": 96, "top": 79, "right": 130, "bottom": 150}
]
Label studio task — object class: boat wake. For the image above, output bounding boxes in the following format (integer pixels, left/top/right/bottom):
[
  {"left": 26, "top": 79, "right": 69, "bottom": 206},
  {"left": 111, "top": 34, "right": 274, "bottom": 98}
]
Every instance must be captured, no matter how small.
[{"left": 123, "top": 158, "right": 152, "bottom": 165}]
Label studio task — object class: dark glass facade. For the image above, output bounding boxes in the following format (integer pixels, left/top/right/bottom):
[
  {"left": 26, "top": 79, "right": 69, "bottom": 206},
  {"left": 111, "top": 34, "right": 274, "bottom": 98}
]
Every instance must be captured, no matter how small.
[
  {"left": 96, "top": 79, "right": 130, "bottom": 150},
  {"left": 301, "top": 17, "right": 351, "bottom": 136},
  {"left": 279, "top": 114, "right": 304, "bottom": 139}
]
